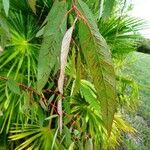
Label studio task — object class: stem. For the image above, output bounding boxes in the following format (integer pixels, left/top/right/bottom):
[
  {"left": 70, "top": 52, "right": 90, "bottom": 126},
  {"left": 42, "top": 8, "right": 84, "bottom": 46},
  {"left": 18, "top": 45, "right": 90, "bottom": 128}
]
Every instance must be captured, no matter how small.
[
  {"left": 0, "top": 76, "right": 83, "bottom": 132},
  {"left": 0, "top": 75, "right": 41, "bottom": 96}
]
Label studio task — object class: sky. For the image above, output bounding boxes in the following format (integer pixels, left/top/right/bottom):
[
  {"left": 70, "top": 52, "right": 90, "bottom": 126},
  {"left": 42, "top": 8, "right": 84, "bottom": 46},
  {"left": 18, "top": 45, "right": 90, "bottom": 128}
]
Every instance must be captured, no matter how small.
[{"left": 130, "top": 0, "right": 150, "bottom": 38}]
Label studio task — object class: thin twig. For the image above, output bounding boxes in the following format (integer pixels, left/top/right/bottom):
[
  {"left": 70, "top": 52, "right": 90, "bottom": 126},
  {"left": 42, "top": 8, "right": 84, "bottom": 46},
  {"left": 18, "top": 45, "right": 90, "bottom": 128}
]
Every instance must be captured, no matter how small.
[
  {"left": 0, "top": 76, "right": 41, "bottom": 96},
  {"left": 0, "top": 75, "right": 83, "bottom": 133}
]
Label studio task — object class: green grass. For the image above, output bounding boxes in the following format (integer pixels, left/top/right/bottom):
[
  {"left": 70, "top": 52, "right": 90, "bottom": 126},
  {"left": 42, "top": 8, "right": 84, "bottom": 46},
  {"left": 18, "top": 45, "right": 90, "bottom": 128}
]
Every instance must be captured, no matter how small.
[{"left": 124, "top": 52, "right": 150, "bottom": 150}]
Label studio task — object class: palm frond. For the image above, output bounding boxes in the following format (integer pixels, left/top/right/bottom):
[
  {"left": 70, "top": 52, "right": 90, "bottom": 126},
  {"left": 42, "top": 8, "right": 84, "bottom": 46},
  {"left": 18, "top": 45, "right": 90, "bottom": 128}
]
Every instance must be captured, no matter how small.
[
  {"left": 98, "top": 16, "right": 148, "bottom": 56},
  {"left": 9, "top": 125, "right": 61, "bottom": 150}
]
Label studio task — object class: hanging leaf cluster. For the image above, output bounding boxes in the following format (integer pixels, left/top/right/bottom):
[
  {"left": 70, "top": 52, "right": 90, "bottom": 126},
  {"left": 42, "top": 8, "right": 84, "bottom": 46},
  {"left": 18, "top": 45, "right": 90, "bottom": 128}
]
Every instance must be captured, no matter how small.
[{"left": 37, "top": 0, "right": 116, "bottom": 134}]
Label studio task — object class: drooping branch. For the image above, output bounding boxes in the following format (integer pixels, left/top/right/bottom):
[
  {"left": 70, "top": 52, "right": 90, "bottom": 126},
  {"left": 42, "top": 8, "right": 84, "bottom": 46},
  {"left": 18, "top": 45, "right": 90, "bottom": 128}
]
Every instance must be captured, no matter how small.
[{"left": 0, "top": 75, "right": 41, "bottom": 96}]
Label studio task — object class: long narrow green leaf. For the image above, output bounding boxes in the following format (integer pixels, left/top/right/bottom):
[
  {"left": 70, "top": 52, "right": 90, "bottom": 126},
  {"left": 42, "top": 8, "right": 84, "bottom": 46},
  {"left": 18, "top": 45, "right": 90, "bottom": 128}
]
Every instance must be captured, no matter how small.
[
  {"left": 9, "top": 130, "right": 40, "bottom": 140},
  {"left": 15, "top": 132, "right": 42, "bottom": 150},
  {"left": 51, "top": 128, "right": 59, "bottom": 150},
  {"left": 37, "top": 1, "right": 67, "bottom": 92},
  {"left": 75, "top": 0, "right": 116, "bottom": 134}
]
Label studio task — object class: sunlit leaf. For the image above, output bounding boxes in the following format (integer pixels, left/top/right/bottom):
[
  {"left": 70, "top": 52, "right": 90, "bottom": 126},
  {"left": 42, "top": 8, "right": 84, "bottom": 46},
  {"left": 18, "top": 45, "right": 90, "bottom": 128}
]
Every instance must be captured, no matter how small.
[{"left": 68, "top": 142, "right": 75, "bottom": 150}]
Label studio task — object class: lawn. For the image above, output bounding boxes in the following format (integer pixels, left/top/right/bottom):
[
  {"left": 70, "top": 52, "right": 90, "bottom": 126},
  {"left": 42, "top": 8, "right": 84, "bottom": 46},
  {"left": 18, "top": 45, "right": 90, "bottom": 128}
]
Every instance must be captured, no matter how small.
[{"left": 125, "top": 52, "right": 150, "bottom": 150}]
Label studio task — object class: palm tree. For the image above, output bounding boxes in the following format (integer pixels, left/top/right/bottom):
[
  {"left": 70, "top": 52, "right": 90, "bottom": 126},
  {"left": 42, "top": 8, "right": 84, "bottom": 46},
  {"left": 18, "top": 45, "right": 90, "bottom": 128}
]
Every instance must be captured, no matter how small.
[{"left": 0, "top": 0, "right": 145, "bottom": 149}]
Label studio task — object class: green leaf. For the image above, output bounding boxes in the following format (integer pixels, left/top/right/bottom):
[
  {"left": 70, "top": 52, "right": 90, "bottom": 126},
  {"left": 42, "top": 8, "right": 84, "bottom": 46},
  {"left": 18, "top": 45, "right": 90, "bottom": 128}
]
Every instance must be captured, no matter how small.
[
  {"left": 36, "top": 26, "right": 45, "bottom": 37},
  {"left": 45, "top": 114, "right": 58, "bottom": 121},
  {"left": 7, "top": 79, "right": 20, "bottom": 95},
  {"left": 0, "top": 14, "right": 9, "bottom": 33},
  {"left": 51, "top": 128, "right": 59, "bottom": 150},
  {"left": 85, "top": 138, "right": 93, "bottom": 150},
  {"left": 28, "top": 0, "right": 36, "bottom": 14},
  {"left": 0, "top": 46, "right": 3, "bottom": 53},
  {"left": 63, "top": 126, "right": 72, "bottom": 147},
  {"left": 68, "top": 142, "right": 74, "bottom": 150},
  {"left": 0, "top": 108, "right": 3, "bottom": 116},
  {"left": 75, "top": 0, "right": 116, "bottom": 134},
  {"left": 2, "top": 0, "right": 9, "bottom": 16},
  {"left": 102, "top": 0, "right": 116, "bottom": 19},
  {"left": 37, "top": 1, "right": 67, "bottom": 92},
  {"left": 72, "top": 51, "right": 81, "bottom": 95},
  {"left": 80, "top": 80, "right": 100, "bottom": 111}
]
